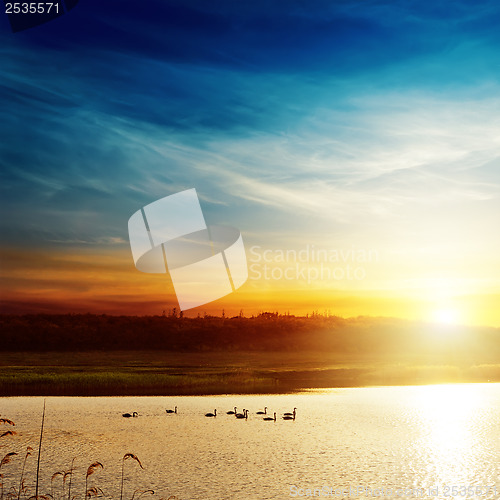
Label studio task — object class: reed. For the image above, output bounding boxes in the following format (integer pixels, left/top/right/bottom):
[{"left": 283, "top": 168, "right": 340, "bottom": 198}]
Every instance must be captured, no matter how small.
[
  {"left": 50, "top": 471, "right": 63, "bottom": 500},
  {"left": 17, "top": 447, "right": 32, "bottom": 500},
  {"left": 120, "top": 454, "right": 144, "bottom": 500},
  {"left": 65, "top": 457, "right": 76, "bottom": 500},
  {"left": 85, "top": 462, "right": 103, "bottom": 499},
  {"left": 0, "top": 409, "right": 180, "bottom": 500},
  {"left": 131, "top": 489, "right": 154, "bottom": 500},
  {"left": 34, "top": 399, "right": 46, "bottom": 499},
  {"left": 0, "top": 418, "right": 16, "bottom": 500},
  {"left": 0, "top": 452, "right": 17, "bottom": 500},
  {"left": 85, "top": 486, "right": 104, "bottom": 498}
]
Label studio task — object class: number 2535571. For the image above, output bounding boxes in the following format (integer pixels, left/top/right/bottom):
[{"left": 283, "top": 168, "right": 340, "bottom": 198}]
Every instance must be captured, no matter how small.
[{"left": 5, "top": 3, "right": 60, "bottom": 14}]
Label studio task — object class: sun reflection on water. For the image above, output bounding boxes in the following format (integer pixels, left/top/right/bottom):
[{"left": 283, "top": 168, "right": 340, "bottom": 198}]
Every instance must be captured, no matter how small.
[
  {"left": 1, "top": 387, "right": 499, "bottom": 499},
  {"left": 412, "top": 384, "right": 491, "bottom": 487}
]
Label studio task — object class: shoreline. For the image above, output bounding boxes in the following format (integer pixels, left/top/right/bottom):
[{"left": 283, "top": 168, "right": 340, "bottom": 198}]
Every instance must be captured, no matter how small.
[{"left": 2, "top": 380, "right": 497, "bottom": 398}]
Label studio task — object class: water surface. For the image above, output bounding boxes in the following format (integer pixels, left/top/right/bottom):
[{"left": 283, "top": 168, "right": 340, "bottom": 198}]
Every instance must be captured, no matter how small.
[{"left": 1, "top": 384, "right": 499, "bottom": 499}]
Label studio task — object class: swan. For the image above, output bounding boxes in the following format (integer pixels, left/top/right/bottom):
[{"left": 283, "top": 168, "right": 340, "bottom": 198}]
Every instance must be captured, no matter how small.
[
  {"left": 235, "top": 409, "right": 248, "bottom": 419},
  {"left": 226, "top": 407, "right": 237, "bottom": 415},
  {"left": 165, "top": 406, "right": 177, "bottom": 414},
  {"left": 122, "top": 412, "right": 138, "bottom": 418},
  {"left": 256, "top": 407, "right": 267, "bottom": 415},
  {"left": 263, "top": 412, "right": 276, "bottom": 421},
  {"left": 205, "top": 409, "right": 217, "bottom": 417},
  {"left": 282, "top": 413, "right": 295, "bottom": 420},
  {"left": 284, "top": 407, "right": 297, "bottom": 416}
]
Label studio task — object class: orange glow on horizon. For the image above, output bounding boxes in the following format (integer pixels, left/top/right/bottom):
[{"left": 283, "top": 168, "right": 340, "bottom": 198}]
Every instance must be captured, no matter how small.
[{"left": 1, "top": 246, "right": 500, "bottom": 328}]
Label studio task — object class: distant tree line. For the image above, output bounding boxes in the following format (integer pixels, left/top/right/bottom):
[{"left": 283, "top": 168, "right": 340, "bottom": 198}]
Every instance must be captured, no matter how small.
[{"left": 0, "top": 313, "right": 499, "bottom": 363}]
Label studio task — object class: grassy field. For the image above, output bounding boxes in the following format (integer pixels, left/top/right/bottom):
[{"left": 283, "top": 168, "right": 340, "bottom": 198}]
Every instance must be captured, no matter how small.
[
  {"left": 1, "top": 350, "right": 499, "bottom": 396},
  {"left": 1, "top": 314, "right": 500, "bottom": 395}
]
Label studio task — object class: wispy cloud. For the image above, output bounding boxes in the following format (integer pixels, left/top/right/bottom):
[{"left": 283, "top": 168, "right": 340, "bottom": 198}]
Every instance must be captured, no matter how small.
[{"left": 2, "top": 0, "right": 500, "bottom": 318}]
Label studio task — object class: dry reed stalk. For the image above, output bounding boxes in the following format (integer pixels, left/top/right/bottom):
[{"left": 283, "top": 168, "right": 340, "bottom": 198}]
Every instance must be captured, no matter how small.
[
  {"left": 0, "top": 432, "right": 16, "bottom": 439},
  {"left": 0, "top": 453, "right": 17, "bottom": 469},
  {"left": 0, "top": 451, "right": 17, "bottom": 500},
  {"left": 65, "top": 457, "right": 76, "bottom": 500},
  {"left": 85, "top": 486, "right": 104, "bottom": 498},
  {"left": 120, "top": 454, "right": 144, "bottom": 500},
  {"left": 85, "top": 462, "right": 103, "bottom": 499},
  {"left": 35, "top": 400, "right": 46, "bottom": 499},
  {"left": 131, "top": 489, "right": 154, "bottom": 500},
  {"left": 17, "top": 447, "right": 33, "bottom": 500},
  {"left": 50, "top": 471, "right": 63, "bottom": 500}
]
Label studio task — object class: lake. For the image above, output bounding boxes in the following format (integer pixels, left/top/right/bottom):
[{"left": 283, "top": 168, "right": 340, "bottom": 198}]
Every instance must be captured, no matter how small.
[{"left": 1, "top": 384, "right": 499, "bottom": 499}]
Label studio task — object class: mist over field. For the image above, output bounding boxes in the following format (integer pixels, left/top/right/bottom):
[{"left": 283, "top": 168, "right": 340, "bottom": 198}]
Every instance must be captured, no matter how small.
[{"left": 1, "top": 313, "right": 499, "bottom": 395}]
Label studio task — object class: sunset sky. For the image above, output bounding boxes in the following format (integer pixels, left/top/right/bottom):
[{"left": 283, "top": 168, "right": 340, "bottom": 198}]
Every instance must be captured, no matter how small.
[{"left": 1, "top": 1, "right": 500, "bottom": 325}]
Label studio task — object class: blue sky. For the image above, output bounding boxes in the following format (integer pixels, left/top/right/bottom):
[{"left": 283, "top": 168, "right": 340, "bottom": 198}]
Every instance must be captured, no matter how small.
[{"left": 1, "top": 0, "right": 500, "bottom": 318}]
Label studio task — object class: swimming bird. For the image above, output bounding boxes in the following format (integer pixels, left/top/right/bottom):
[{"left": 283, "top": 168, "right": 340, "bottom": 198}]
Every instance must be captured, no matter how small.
[
  {"left": 205, "top": 409, "right": 217, "bottom": 417},
  {"left": 235, "top": 409, "right": 247, "bottom": 419},
  {"left": 165, "top": 406, "right": 177, "bottom": 414},
  {"left": 122, "top": 412, "right": 138, "bottom": 418},
  {"left": 256, "top": 407, "right": 267, "bottom": 415},
  {"left": 263, "top": 412, "right": 276, "bottom": 421},
  {"left": 226, "top": 407, "right": 237, "bottom": 415},
  {"left": 283, "top": 413, "right": 295, "bottom": 421},
  {"left": 284, "top": 408, "right": 297, "bottom": 416}
]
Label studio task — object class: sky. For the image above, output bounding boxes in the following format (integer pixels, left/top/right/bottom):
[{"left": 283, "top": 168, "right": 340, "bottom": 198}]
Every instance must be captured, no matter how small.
[{"left": 1, "top": 0, "right": 500, "bottom": 325}]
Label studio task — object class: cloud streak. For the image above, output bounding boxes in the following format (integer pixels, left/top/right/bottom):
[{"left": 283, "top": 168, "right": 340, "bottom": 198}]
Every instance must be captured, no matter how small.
[{"left": 2, "top": 0, "right": 500, "bottom": 319}]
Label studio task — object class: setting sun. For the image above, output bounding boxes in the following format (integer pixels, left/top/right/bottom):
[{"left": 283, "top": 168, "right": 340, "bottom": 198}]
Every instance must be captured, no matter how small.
[{"left": 433, "top": 308, "right": 461, "bottom": 325}]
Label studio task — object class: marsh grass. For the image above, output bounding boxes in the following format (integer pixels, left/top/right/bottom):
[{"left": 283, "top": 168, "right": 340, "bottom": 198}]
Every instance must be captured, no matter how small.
[
  {"left": 0, "top": 367, "right": 278, "bottom": 396},
  {"left": 1, "top": 350, "right": 499, "bottom": 396},
  {"left": 0, "top": 410, "right": 180, "bottom": 500}
]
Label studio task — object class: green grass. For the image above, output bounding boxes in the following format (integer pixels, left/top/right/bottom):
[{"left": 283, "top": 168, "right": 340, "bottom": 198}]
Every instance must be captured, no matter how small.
[{"left": 1, "top": 351, "right": 499, "bottom": 396}]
